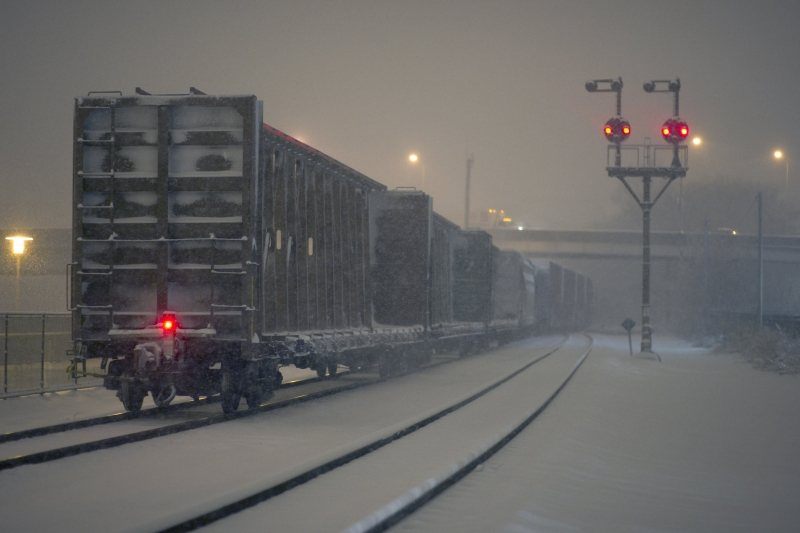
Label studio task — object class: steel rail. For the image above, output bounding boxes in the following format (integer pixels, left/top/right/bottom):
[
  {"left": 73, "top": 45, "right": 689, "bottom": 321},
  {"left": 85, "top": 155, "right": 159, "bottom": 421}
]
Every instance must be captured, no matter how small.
[
  {"left": 351, "top": 334, "right": 593, "bottom": 533},
  {"left": 158, "top": 336, "right": 570, "bottom": 532}
]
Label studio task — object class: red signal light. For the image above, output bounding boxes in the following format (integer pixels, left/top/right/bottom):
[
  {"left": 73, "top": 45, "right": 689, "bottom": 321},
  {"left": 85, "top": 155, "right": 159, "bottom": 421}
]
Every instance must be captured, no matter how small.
[
  {"left": 661, "top": 118, "right": 690, "bottom": 144},
  {"left": 603, "top": 116, "right": 631, "bottom": 143},
  {"left": 161, "top": 313, "right": 178, "bottom": 335}
]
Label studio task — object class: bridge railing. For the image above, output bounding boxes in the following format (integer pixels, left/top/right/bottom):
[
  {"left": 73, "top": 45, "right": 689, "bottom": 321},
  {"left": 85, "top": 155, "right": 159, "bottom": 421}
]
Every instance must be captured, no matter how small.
[{"left": 0, "top": 313, "right": 102, "bottom": 397}]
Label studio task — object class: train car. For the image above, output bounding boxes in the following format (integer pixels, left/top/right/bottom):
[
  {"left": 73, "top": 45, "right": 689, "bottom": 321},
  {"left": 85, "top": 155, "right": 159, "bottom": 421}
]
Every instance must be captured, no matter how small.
[
  {"left": 369, "top": 190, "right": 493, "bottom": 355},
  {"left": 490, "top": 250, "right": 537, "bottom": 340},
  {"left": 70, "top": 89, "right": 594, "bottom": 413},
  {"left": 70, "top": 92, "right": 395, "bottom": 412}
]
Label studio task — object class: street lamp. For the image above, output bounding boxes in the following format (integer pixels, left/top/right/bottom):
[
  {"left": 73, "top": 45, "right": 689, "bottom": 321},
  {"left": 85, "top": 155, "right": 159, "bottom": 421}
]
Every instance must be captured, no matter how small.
[
  {"left": 5, "top": 235, "right": 33, "bottom": 311},
  {"left": 692, "top": 136, "right": 703, "bottom": 147},
  {"left": 407, "top": 152, "right": 426, "bottom": 190},
  {"left": 773, "top": 149, "right": 789, "bottom": 188}
]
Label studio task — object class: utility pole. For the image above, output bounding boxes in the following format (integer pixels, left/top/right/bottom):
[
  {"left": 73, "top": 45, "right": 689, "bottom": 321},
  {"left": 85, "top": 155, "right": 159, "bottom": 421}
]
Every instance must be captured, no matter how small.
[
  {"left": 703, "top": 218, "right": 710, "bottom": 334},
  {"left": 464, "top": 154, "right": 474, "bottom": 229},
  {"left": 586, "top": 77, "right": 689, "bottom": 356},
  {"left": 757, "top": 192, "right": 763, "bottom": 328}
]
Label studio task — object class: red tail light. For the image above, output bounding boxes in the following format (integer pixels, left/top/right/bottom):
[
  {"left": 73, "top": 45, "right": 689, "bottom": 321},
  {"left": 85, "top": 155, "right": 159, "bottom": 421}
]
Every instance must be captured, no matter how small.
[{"left": 161, "top": 313, "right": 178, "bottom": 334}]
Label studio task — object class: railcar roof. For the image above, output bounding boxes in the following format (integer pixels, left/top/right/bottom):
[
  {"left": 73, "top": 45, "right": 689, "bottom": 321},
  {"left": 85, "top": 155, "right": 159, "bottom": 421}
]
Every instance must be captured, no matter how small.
[{"left": 262, "top": 122, "right": 386, "bottom": 192}]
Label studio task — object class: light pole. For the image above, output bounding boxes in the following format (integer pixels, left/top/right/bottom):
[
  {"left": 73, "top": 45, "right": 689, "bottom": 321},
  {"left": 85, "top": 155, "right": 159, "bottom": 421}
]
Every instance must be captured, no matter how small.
[
  {"left": 773, "top": 149, "right": 789, "bottom": 189},
  {"left": 465, "top": 154, "right": 474, "bottom": 229},
  {"left": 408, "top": 152, "right": 426, "bottom": 190},
  {"left": 5, "top": 235, "right": 33, "bottom": 311}
]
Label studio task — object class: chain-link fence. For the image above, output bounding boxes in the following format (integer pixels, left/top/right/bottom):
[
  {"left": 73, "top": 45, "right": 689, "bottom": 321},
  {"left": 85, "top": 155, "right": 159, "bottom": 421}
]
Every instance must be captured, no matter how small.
[{"left": 0, "top": 313, "right": 102, "bottom": 396}]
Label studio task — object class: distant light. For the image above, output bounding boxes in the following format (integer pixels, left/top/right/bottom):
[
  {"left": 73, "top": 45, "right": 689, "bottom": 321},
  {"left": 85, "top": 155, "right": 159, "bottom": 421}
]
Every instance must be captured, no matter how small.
[
  {"left": 5, "top": 235, "right": 33, "bottom": 256},
  {"left": 732, "top": 230, "right": 737, "bottom": 236},
  {"left": 517, "top": 226, "right": 524, "bottom": 231},
  {"left": 408, "top": 153, "right": 419, "bottom": 163},
  {"left": 502, "top": 216, "right": 512, "bottom": 223},
  {"left": 661, "top": 127, "right": 671, "bottom": 137},
  {"left": 774, "top": 149, "right": 784, "bottom": 160},
  {"left": 692, "top": 136, "right": 703, "bottom": 146}
]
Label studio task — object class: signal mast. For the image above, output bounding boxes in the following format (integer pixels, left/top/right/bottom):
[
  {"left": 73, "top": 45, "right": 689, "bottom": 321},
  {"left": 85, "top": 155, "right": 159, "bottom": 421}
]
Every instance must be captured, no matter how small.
[{"left": 586, "top": 77, "right": 689, "bottom": 357}]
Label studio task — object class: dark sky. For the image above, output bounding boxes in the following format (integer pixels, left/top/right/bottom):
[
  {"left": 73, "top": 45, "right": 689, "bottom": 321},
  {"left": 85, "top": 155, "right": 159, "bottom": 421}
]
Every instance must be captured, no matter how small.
[{"left": 1, "top": 0, "right": 798, "bottom": 230}]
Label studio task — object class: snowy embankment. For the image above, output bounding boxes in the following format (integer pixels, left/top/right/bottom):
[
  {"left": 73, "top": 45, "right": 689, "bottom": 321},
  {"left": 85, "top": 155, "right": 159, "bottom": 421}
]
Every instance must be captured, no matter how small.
[{"left": 397, "top": 334, "right": 800, "bottom": 532}]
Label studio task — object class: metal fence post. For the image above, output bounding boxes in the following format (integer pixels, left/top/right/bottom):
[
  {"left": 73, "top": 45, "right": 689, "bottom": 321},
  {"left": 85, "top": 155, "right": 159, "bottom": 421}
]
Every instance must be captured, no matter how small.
[
  {"left": 3, "top": 314, "right": 8, "bottom": 394},
  {"left": 40, "top": 314, "right": 46, "bottom": 391}
]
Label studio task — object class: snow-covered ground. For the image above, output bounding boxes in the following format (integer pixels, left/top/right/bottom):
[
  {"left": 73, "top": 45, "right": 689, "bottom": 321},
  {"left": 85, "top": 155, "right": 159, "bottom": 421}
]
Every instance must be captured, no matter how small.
[
  {"left": 0, "top": 336, "right": 562, "bottom": 532},
  {"left": 397, "top": 333, "right": 800, "bottom": 532},
  {"left": 3, "top": 333, "right": 796, "bottom": 532}
]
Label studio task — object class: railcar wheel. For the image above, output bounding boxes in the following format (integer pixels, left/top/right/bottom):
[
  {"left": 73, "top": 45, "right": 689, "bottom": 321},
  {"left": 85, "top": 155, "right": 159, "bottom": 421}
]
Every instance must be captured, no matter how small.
[
  {"left": 221, "top": 369, "right": 241, "bottom": 413},
  {"left": 152, "top": 383, "right": 176, "bottom": 408},
  {"left": 119, "top": 374, "right": 146, "bottom": 413},
  {"left": 244, "top": 387, "right": 263, "bottom": 409}
]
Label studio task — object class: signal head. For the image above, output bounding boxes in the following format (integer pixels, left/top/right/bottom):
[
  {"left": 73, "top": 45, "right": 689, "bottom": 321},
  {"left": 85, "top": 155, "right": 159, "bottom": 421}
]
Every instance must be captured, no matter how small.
[
  {"left": 643, "top": 81, "right": 656, "bottom": 93},
  {"left": 603, "top": 116, "right": 631, "bottom": 143},
  {"left": 585, "top": 81, "right": 598, "bottom": 92},
  {"left": 660, "top": 117, "right": 689, "bottom": 144}
]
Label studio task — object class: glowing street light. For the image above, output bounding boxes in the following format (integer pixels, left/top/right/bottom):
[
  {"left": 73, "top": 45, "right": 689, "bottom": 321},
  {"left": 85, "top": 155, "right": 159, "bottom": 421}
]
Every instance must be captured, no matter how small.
[
  {"left": 692, "top": 136, "right": 703, "bottom": 146},
  {"left": 407, "top": 152, "right": 426, "bottom": 189},
  {"left": 5, "top": 235, "right": 33, "bottom": 311},
  {"left": 5, "top": 235, "right": 32, "bottom": 256},
  {"left": 772, "top": 148, "right": 789, "bottom": 188}
]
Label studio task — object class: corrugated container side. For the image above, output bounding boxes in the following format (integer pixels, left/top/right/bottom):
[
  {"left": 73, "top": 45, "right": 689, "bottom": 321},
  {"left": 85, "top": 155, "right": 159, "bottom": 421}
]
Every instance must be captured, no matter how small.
[
  {"left": 368, "top": 190, "right": 431, "bottom": 328},
  {"left": 452, "top": 230, "right": 493, "bottom": 324},
  {"left": 260, "top": 127, "right": 381, "bottom": 335},
  {"left": 430, "top": 214, "right": 458, "bottom": 328}
]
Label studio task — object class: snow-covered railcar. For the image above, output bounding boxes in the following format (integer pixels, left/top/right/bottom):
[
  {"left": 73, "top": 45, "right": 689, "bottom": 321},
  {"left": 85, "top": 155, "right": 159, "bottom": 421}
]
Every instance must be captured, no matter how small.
[
  {"left": 491, "top": 251, "right": 538, "bottom": 335},
  {"left": 70, "top": 92, "right": 394, "bottom": 412},
  {"left": 69, "top": 91, "right": 502, "bottom": 413},
  {"left": 70, "top": 90, "right": 592, "bottom": 414}
]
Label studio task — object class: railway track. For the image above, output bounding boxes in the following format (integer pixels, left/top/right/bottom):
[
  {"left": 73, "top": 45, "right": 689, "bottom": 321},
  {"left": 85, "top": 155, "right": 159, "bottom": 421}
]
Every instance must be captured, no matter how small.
[
  {"left": 351, "top": 334, "right": 593, "bottom": 532},
  {"left": 0, "top": 373, "right": 342, "bottom": 445},
  {"left": 159, "top": 335, "right": 582, "bottom": 532},
  {"left": 0, "top": 346, "right": 488, "bottom": 472},
  {"left": 0, "top": 371, "right": 373, "bottom": 472}
]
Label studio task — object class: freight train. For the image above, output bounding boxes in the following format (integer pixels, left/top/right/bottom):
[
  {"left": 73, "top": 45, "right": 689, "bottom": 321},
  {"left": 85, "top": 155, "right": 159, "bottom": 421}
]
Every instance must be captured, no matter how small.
[{"left": 69, "top": 90, "right": 592, "bottom": 413}]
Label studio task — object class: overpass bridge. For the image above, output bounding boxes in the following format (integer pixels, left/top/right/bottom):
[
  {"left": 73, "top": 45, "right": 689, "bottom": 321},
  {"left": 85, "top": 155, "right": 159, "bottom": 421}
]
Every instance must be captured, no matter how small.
[{"left": 490, "top": 228, "right": 800, "bottom": 333}]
